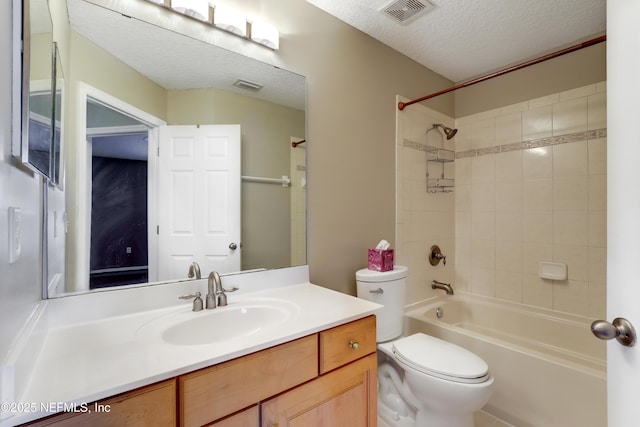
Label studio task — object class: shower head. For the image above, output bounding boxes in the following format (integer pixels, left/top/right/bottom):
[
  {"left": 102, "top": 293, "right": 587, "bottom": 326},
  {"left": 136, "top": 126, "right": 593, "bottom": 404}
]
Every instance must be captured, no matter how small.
[{"left": 433, "top": 123, "right": 458, "bottom": 140}]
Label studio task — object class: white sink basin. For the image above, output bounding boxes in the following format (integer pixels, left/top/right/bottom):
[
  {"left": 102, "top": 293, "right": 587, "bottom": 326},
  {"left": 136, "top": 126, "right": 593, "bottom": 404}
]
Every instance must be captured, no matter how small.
[{"left": 137, "top": 299, "right": 299, "bottom": 346}]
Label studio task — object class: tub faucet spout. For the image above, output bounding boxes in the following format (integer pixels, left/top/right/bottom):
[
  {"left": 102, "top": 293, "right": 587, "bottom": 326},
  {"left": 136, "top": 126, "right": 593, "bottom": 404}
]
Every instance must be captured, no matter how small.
[{"left": 432, "top": 280, "right": 454, "bottom": 295}]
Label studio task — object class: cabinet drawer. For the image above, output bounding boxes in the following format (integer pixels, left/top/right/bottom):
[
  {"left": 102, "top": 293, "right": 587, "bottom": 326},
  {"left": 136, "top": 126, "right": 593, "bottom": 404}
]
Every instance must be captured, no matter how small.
[
  {"left": 22, "top": 380, "right": 176, "bottom": 427},
  {"left": 319, "top": 315, "right": 376, "bottom": 374},
  {"left": 179, "top": 334, "right": 318, "bottom": 427}
]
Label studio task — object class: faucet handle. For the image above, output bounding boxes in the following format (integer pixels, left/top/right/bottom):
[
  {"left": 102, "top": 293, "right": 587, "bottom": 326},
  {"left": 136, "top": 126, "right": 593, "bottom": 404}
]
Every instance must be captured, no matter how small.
[
  {"left": 216, "top": 286, "right": 239, "bottom": 307},
  {"left": 179, "top": 291, "right": 204, "bottom": 311}
]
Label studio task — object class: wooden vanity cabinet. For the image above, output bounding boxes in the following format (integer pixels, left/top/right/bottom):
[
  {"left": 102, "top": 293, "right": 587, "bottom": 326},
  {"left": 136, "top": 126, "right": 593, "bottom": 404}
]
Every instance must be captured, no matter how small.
[
  {"left": 261, "top": 315, "right": 377, "bottom": 427},
  {"left": 19, "top": 315, "right": 377, "bottom": 427}
]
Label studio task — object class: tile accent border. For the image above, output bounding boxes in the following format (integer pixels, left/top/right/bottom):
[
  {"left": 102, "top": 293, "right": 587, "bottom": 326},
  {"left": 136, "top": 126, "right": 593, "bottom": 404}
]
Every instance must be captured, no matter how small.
[{"left": 403, "top": 128, "right": 607, "bottom": 158}]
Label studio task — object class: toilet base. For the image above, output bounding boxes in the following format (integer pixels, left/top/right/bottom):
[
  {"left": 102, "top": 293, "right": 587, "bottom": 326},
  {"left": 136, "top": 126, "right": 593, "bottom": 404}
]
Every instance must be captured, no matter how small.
[{"left": 378, "top": 395, "right": 415, "bottom": 427}]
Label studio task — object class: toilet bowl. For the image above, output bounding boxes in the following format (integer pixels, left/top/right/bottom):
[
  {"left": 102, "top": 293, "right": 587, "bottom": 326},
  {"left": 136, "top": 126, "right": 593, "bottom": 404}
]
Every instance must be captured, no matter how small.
[{"left": 356, "top": 266, "right": 493, "bottom": 427}]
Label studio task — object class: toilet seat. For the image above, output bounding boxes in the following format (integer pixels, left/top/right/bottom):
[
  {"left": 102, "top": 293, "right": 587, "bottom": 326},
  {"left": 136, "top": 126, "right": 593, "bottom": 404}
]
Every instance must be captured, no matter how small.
[{"left": 392, "top": 333, "right": 490, "bottom": 384}]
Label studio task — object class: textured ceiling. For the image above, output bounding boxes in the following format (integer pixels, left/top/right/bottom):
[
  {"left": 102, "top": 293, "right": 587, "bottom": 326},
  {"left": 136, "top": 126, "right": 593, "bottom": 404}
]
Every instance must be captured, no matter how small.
[{"left": 306, "top": 0, "right": 606, "bottom": 83}]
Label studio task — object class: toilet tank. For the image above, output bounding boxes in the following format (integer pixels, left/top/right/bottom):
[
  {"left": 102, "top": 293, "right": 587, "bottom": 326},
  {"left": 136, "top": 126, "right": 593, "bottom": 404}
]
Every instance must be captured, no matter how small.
[{"left": 356, "top": 266, "right": 407, "bottom": 342}]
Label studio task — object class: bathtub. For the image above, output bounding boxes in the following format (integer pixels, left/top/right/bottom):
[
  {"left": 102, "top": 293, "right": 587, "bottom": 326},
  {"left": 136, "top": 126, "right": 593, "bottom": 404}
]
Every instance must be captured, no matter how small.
[{"left": 404, "top": 293, "right": 606, "bottom": 427}]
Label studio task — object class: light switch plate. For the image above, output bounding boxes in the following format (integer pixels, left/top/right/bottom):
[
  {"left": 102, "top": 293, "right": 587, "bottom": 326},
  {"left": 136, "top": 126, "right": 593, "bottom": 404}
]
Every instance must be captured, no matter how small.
[{"left": 8, "top": 207, "right": 21, "bottom": 264}]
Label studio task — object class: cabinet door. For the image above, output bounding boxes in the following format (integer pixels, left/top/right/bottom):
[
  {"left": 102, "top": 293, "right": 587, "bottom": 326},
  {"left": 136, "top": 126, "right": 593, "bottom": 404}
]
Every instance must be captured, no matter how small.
[
  {"left": 261, "top": 353, "right": 377, "bottom": 427},
  {"left": 206, "top": 406, "right": 258, "bottom": 427}
]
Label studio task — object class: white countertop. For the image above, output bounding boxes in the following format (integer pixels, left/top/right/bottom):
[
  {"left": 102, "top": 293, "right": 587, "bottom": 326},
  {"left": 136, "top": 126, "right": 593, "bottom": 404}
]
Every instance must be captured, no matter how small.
[{"left": 0, "top": 267, "right": 381, "bottom": 426}]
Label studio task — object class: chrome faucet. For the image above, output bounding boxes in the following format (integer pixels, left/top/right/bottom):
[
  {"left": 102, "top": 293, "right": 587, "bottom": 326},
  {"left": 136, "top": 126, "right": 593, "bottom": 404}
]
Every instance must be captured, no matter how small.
[
  {"left": 188, "top": 262, "right": 202, "bottom": 279},
  {"left": 206, "top": 271, "right": 222, "bottom": 309},
  {"left": 206, "top": 271, "right": 240, "bottom": 309},
  {"left": 431, "top": 280, "right": 454, "bottom": 295}
]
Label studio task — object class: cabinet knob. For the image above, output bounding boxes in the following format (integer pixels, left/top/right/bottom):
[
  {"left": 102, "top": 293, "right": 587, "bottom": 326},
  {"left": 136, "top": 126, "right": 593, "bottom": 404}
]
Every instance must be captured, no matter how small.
[{"left": 349, "top": 340, "right": 360, "bottom": 350}]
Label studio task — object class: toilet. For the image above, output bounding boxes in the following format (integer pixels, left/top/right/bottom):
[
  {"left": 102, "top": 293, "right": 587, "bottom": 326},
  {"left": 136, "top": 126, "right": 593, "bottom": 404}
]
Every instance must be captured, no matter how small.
[{"left": 356, "top": 266, "right": 493, "bottom": 427}]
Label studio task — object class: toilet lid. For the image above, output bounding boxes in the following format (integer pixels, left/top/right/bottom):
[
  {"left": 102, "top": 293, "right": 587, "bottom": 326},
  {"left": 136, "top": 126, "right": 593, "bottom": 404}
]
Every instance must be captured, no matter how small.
[{"left": 392, "top": 333, "right": 489, "bottom": 384}]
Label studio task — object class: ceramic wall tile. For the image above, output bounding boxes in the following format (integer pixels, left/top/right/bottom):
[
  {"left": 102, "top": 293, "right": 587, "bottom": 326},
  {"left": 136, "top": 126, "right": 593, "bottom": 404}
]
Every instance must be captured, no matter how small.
[
  {"left": 495, "top": 150, "right": 522, "bottom": 182},
  {"left": 523, "top": 105, "right": 553, "bottom": 140},
  {"left": 495, "top": 180, "right": 523, "bottom": 212},
  {"left": 553, "top": 280, "right": 589, "bottom": 316},
  {"left": 495, "top": 270, "right": 523, "bottom": 303},
  {"left": 495, "top": 112, "right": 522, "bottom": 145},
  {"left": 553, "top": 176, "right": 589, "bottom": 211},
  {"left": 495, "top": 240, "right": 523, "bottom": 272},
  {"left": 472, "top": 118, "right": 496, "bottom": 149},
  {"left": 553, "top": 97, "right": 588, "bottom": 136},
  {"left": 523, "top": 147, "right": 553, "bottom": 179},
  {"left": 522, "top": 274, "right": 553, "bottom": 309},
  {"left": 588, "top": 138, "right": 607, "bottom": 175},
  {"left": 553, "top": 141, "right": 588, "bottom": 177},
  {"left": 523, "top": 179, "right": 553, "bottom": 211},
  {"left": 553, "top": 211, "right": 589, "bottom": 246},
  {"left": 588, "top": 92, "right": 607, "bottom": 130}
]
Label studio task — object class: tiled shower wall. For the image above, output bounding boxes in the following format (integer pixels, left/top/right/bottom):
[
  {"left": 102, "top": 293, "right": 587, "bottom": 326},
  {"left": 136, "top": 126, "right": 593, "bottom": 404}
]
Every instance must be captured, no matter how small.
[
  {"left": 396, "top": 81, "right": 607, "bottom": 318},
  {"left": 455, "top": 82, "right": 607, "bottom": 318}
]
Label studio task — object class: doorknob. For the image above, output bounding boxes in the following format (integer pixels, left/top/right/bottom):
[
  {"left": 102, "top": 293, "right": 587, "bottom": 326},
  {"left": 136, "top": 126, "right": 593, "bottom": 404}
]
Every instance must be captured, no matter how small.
[
  {"left": 591, "top": 317, "right": 637, "bottom": 347},
  {"left": 229, "top": 242, "right": 238, "bottom": 250}
]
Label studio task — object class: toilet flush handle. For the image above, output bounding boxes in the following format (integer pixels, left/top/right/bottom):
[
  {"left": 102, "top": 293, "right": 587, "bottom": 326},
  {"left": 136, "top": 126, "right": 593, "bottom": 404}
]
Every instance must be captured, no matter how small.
[{"left": 369, "top": 288, "right": 384, "bottom": 294}]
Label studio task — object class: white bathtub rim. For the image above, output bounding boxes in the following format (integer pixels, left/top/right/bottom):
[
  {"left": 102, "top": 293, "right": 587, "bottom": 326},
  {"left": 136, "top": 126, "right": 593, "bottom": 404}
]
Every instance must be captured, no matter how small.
[{"left": 404, "top": 292, "right": 606, "bottom": 379}]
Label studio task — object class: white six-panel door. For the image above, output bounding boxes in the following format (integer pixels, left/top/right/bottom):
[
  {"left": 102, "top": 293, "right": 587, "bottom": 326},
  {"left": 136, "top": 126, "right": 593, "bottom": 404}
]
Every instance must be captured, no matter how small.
[{"left": 158, "top": 125, "right": 241, "bottom": 281}]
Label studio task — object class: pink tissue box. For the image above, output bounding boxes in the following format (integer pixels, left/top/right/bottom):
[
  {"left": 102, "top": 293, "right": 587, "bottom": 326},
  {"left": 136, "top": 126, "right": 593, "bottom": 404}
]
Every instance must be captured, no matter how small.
[{"left": 368, "top": 248, "right": 394, "bottom": 272}]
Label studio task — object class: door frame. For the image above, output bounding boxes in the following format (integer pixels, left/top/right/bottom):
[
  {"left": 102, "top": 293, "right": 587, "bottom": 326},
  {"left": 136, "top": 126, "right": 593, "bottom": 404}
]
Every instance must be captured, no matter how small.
[{"left": 73, "top": 82, "right": 166, "bottom": 290}]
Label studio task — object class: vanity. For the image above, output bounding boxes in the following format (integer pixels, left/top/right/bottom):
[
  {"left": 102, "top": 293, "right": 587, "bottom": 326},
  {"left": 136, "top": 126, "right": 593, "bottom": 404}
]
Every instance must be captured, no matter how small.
[{"left": 2, "top": 267, "right": 380, "bottom": 427}]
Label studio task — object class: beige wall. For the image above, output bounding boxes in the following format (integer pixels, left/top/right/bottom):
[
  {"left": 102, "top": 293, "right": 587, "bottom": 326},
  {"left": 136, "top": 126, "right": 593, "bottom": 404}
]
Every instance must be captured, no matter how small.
[{"left": 454, "top": 42, "right": 606, "bottom": 117}]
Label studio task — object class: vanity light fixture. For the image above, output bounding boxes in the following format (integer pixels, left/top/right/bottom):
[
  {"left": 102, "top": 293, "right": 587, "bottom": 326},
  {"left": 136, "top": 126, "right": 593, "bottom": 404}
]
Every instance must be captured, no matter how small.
[
  {"left": 142, "top": 0, "right": 279, "bottom": 50},
  {"left": 213, "top": 4, "right": 247, "bottom": 37},
  {"left": 172, "top": 0, "right": 210, "bottom": 21},
  {"left": 250, "top": 20, "right": 279, "bottom": 50}
]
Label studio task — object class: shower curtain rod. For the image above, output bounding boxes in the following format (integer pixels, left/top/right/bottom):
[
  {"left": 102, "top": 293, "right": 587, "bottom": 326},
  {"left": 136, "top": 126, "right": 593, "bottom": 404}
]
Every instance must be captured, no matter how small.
[{"left": 398, "top": 34, "right": 606, "bottom": 111}]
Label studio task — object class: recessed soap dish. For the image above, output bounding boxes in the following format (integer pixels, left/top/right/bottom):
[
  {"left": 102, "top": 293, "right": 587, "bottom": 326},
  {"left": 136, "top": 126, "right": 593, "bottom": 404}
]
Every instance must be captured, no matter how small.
[{"left": 538, "top": 261, "right": 567, "bottom": 281}]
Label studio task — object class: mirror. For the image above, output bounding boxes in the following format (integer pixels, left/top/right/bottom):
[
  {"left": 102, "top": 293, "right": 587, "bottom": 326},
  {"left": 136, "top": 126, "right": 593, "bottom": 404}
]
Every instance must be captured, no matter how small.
[
  {"left": 47, "top": 0, "right": 306, "bottom": 297},
  {"left": 12, "top": 0, "right": 56, "bottom": 179}
]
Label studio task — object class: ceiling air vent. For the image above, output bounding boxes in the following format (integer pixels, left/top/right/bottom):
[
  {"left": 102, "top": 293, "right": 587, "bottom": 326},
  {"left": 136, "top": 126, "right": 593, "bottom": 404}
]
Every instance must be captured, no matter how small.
[
  {"left": 380, "top": 0, "right": 435, "bottom": 24},
  {"left": 233, "top": 79, "right": 264, "bottom": 91}
]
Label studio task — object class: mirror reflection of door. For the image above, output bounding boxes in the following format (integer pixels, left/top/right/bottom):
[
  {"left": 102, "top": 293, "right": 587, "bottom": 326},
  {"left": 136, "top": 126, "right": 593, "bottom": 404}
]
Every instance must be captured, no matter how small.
[
  {"left": 158, "top": 125, "right": 241, "bottom": 280},
  {"left": 89, "top": 131, "right": 149, "bottom": 288},
  {"left": 86, "top": 99, "right": 151, "bottom": 289}
]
